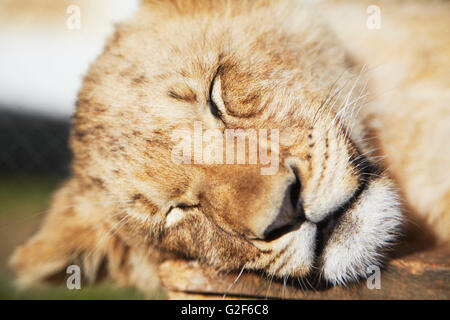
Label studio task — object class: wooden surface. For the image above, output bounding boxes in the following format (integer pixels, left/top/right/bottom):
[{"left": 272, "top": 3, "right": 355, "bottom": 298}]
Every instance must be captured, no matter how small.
[{"left": 159, "top": 248, "right": 450, "bottom": 299}]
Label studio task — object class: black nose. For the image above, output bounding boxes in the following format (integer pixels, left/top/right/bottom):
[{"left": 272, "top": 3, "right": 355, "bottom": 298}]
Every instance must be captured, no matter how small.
[{"left": 262, "top": 171, "right": 305, "bottom": 241}]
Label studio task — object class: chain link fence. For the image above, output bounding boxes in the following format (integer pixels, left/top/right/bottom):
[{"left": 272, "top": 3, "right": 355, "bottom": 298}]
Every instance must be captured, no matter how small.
[{"left": 0, "top": 109, "right": 72, "bottom": 178}]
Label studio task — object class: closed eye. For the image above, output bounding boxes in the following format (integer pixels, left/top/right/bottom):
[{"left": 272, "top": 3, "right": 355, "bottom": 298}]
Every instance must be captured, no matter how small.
[
  {"left": 165, "top": 203, "right": 200, "bottom": 228},
  {"left": 208, "top": 67, "right": 226, "bottom": 121},
  {"left": 209, "top": 97, "right": 222, "bottom": 119},
  {"left": 176, "top": 203, "right": 200, "bottom": 210}
]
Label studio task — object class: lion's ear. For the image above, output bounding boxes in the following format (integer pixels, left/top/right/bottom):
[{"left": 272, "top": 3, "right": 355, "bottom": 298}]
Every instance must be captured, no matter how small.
[{"left": 9, "top": 180, "right": 107, "bottom": 289}]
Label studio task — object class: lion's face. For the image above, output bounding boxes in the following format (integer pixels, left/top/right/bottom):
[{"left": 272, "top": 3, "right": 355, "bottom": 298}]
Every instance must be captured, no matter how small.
[{"left": 70, "top": 1, "right": 402, "bottom": 285}]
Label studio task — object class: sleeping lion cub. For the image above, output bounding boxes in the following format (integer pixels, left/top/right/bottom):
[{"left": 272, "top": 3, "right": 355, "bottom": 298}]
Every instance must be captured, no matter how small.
[{"left": 10, "top": 0, "right": 450, "bottom": 295}]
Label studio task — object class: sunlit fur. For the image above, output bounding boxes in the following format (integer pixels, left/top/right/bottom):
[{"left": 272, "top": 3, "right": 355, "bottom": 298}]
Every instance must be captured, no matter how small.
[{"left": 10, "top": 0, "right": 449, "bottom": 294}]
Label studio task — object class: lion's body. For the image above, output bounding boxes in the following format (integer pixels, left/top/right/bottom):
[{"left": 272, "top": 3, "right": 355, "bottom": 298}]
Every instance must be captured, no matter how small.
[{"left": 11, "top": 0, "right": 449, "bottom": 295}]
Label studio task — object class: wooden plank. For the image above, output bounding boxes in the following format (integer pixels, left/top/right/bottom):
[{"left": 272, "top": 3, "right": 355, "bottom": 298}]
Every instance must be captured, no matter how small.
[{"left": 159, "top": 248, "right": 450, "bottom": 299}]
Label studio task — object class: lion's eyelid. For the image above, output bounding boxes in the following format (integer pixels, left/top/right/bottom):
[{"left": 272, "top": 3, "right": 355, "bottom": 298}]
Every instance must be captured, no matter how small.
[
  {"left": 165, "top": 207, "right": 186, "bottom": 228},
  {"left": 165, "top": 204, "right": 200, "bottom": 228}
]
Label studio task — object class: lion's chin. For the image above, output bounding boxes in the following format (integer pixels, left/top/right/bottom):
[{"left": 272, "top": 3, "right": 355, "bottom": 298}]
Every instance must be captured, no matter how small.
[{"left": 319, "top": 176, "right": 402, "bottom": 285}]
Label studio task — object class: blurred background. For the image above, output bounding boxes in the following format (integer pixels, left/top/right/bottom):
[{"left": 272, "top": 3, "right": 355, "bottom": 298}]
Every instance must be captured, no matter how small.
[{"left": 0, "top": 0, "right": 167, "bottom": 299}]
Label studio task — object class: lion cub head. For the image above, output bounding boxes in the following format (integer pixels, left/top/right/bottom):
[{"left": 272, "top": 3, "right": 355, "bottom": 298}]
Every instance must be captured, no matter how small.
[{"left": 11, "top": 0, "right": 402, "bottom": 289}]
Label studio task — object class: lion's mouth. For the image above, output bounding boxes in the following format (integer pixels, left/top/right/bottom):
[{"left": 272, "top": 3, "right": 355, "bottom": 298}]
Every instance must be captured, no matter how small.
[
  {"left": 317, "top": 214, "right": 340, "bottom": 249},
  {"left": 315, "top": 208, "right": 342, "bottom": 258},
  {"left": 314, "top": 172, "right": 370, "bottom": 257}
]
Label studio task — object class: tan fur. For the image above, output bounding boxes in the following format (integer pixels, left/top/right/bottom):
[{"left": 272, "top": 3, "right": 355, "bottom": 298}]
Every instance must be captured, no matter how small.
[
  {"left": 10, "top": 0, "right": 449, "bottom": 294},
  {"left": 318, "top": 0, "right": 450, "bottom": 245}
]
